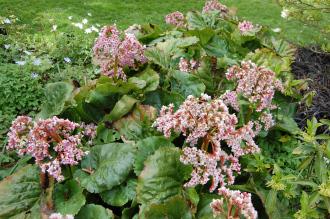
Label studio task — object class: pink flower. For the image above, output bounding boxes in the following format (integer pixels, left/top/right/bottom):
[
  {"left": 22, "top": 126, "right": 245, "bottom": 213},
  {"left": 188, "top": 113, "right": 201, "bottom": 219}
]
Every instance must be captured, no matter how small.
[
  {"left": 259, "top": 112, "right": 275, "bottom": 131},
  {"left": 179, "top": 58, "right": 200, "bottom": 73},
  {"left": 165, "top": 11, "right": 186, "bottom": 28},
  {"left": 7, "top": 116, "right": 93, "bottom": 181},
  {"left": 203, "top": 0, "right": 228, "bottom": 14},
  {"left": 212, "top": 187, "right": 258, "bottom": 219},
  {"left": 93, "top": 25, "right": 147, "bottom": 80},
  {"left": 154, "top": 95, "right": 261, "bottom": 191},
  {"left": 49, "top": 213, "right": 74, "bottom": 219},
  {"left": 226, "top": 61, "right": 283, "bottom": 112},
  {"left": 238, "top": 20, "right": 254, "bottom": 35},
  {"left": 221, "top": 90, "right": 239, "bottom": 111}
]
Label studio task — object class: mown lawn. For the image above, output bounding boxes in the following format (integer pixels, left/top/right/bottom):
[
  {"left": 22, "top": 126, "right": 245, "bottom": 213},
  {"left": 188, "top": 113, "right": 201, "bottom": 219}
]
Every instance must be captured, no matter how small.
[{"left": 0, "top": 0, "right": 327, "bottom": 46}]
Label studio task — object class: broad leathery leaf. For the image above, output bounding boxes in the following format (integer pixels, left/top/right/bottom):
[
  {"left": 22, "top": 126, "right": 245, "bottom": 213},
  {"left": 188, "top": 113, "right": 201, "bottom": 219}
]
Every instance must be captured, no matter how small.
[
  {"left": 203, "top": 35, "right": 228, "bottom": 57},
  {"left": 38, "top": 82, "right": 74, "bottom": 119},
  {"left": 145, "top": 47, "right": 174, "bottom": 69},
  {"left": 138, "top": 23, "right": 163, "bottom": 44},
  {"left": 54, "top": 179, "right": 86, "bottom": 216},
  {"left": 76, "top": 204, "right": 114, "bottom": 219},
  {"left": 74, "top": 143, "right": 136, "bottom": 193},
  {"left": 135, "top": 67, "right": 160, "bottom": 92},
  {"left": 137, "top": 147, "right": 192, "bottom": 205},
  {"left": 0, "top": 165, "right": 41, "bottom": 218},
  {"left": 113, "top": 105, "right": 157, "bottom": 141},
  {"left": 245, "top": 48, "right": 292, "bottom": 74},
  {"left": 143, "top": 89, "right": 184, "bottom": 110},
  {"left": 100, "top": 178, "right": 137, "bottom": 207},
  {"left": 134, "top": 136, "right": 175, "bottom": 175},
  {"left": 186, "top": 11, "right": 219, "bottom": 30},
  {"left": 94, "top": 124, "right": 120, "bottom": 144},
  {"left": 186, "top": 28, "right": 215, "bottom": 46},
  {"left": 140, "top": 195, "right": 192, "bottom": 219},
  {"left": 171, "top": 71, "right": 205, "bottom": 98},
  {"left": 157, "top": 37, "right": 199, "bottom": 55},
  {"left": 105, "top": 95, "right": 138, "bottom": 122}
]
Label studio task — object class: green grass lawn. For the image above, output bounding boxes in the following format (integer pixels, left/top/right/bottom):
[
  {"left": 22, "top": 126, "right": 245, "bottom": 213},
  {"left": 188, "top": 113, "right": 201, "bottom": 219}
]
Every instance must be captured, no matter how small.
[{"left": 0, "top": 0, "right": 327, "bottom": 46}]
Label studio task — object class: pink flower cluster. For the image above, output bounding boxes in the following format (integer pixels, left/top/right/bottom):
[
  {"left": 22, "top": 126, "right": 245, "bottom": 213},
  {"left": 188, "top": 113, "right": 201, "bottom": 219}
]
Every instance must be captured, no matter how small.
[
  {"left": 7, "top": 116, "right": 95, "bottom": 181},
  {"left": 180, "top": 147, "right": 240, "bottom": 191},
  {"left": 179, "top": 58, "right": 200, "bottom": 73},
  {"left": 165, "top": 11, "right": 186, "bottom": 28},
  {"left": 93, "top": 25, "right": 147, "bottom": 80},
  {"left": 49, "top": 213, "right": 74, "bottom": 219},
  {"left": 203, "top": 0, "right": 228, "bottom": 14},
  {"left": 211, "top": 187, "right": 257, "bottom": 219},
  {"left": 238, "top": 20, "right": 254, "bottom": 35},
  {"left": 226, "top": 61, "right": 284, "bottom": 112},
  {"left": 153, "top": 94, "right": 261, "bottom": 190}
]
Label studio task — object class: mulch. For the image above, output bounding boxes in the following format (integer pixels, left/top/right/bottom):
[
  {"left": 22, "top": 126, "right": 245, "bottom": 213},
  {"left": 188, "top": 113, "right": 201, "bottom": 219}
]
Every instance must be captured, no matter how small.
[{"left": 292, "top": 47, "right": 330, "bottom": 132}]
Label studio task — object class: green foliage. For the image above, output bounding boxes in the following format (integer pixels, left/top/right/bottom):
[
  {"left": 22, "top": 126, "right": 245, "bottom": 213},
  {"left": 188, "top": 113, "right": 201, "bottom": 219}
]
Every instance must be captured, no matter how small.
[
  {"left": 137, "top": 147, "right": 191, "bottom": 205},
  {"left": 1, "top": 1, "right": 329, "bottom": 218},
  {"left": 74, "top": 143, "right": 136, "bottom": 193},
  {"left": 0, "top": 165, "right": 41, "bottom": 218},
  {"left": 0, "top": 64, "right": 44, "bottom": 142},
  {"left": 76, "top": 204, "right": 114, "bottom": 219},
  {"left": 54, "top": 180, "right": 86, "bottom": 216}
]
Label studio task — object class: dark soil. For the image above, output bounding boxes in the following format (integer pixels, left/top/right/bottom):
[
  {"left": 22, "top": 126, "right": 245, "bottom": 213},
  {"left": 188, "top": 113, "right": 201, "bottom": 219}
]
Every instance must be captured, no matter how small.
[{"left": 292, "top": 47, "right": 330, "bottom": 132}]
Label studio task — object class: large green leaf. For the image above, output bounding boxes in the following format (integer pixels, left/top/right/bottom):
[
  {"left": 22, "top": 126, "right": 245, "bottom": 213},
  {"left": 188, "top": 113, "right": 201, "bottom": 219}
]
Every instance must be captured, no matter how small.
[
  {"left": 186, "top": 11, "right": 218, "bottom": 30},
  {"left": 38, "top": 82, "right": 74, "bottom": 119},
  {"left": 135, "top": 67, "right": 160, "bottom": 92},
  {"left": 0, "top": 165, "right": 41, "bottom": 218},
  {"left": 134, "top": 136, "right": 175, "bottom": 175},
  {"left": 144, "top": 89, "right": 184, "bottom": 110},
  {"left": 112, "top": 105, "right": 157, "bottom": 141},
  {"left": 145, "top": 37, "right": 199, "bottom": 69},
  {"left": 76, "top": 204, "right": 114, "bottom": 219},
  {"left": 141, "top": 196, "right": 192, "bottom": 219},
  {"left": 54, "top": 179, "right": 86, "bottom": 215},
  {"left": 137, "top": 147, "right": 191, "bottom": 205},
  {"left": 74, "top": 143, "right": 136, "bottom": 193},
  {"left": 203, "top": 35, "right": 228, "bottom": 57},
  {"left": 171, "top": 71, "right": 206, "bottom": 98},
  {"left": 94, "top": 124, "right": 120, "bottom": 144},
  {"left": 105, "top": 95, "right": 138, "bottom": 122},
  {"left": 100, "top": 178, "right": 137, "bottom": 207}
]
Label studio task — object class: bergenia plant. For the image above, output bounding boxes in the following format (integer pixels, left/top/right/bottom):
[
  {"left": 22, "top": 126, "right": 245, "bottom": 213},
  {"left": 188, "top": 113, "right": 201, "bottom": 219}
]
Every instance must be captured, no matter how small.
[
  {"left": 153, "top": 60, "right": 283, "bottom": 218},
  {"left": 7, "top": 116, "right": 96, "bottom": 181},
  {"left": 93, "top": 25, "right": 147, "bottom": 80}
]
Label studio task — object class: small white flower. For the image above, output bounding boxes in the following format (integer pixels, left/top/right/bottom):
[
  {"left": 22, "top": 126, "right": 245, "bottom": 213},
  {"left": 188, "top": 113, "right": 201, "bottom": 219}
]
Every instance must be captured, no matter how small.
[
  {"left": 85, "top": 28, "right": 92, "bottom": 34},
  {"left": 51, "top": 24, "right": 57, "bottom": 32},
  {"left": 24, "top": 50, "right": 32, "bottom": 55},
  {"left": 4, "top": 18, "right": 11, "bottom": 24},
  {"left": 87, "top": 13, "right": 92, "bottom": 16},
  {"left": 91, "top": 25, "right": 99, "bottom": 32},
  {"left": 73, "top": 23, "right": 83, "bottom": 29},
  {"left": 96, "top": 23, "right": 100, "bottom": 27},
  {"left": 4, "top": 44, "right": 10, "bottom": 49},
  {"left": 15, "top": 61, "right": 26, "bottom": 66},
  {"left": 31, "top": 72, "right": 39, "bottom": 78},
  {"left": 82, "top": 18, "right": 88, "bottom": 24},
  {"left": 272, "top": 28, "right": 281, "bottom": 32},
  {"left": 68, "top": 16, "right": 73, "bottom": 20},
  {"left": 281, "top": 9, "right": 289, "bottom": 19},
  {"left": 33, "top": 58, "right": 42, "bottom": 66},
  {"left": 64, "top": 57, "right": 71, "bottom": 63}
]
